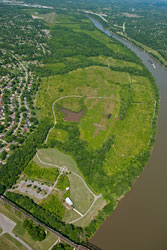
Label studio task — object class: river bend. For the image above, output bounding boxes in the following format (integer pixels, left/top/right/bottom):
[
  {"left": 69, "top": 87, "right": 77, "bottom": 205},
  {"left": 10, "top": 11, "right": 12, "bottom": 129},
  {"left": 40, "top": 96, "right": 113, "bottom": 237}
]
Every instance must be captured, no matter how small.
[{"left": 90, "top": 18, "right": 167, "bottom": 250}]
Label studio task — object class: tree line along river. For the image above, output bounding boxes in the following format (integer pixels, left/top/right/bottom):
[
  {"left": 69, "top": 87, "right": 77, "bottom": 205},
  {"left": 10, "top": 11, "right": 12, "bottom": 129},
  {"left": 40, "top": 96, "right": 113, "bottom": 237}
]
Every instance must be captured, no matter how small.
[{"left": 90, "top": 18, "right": 167, "bottom": 250}]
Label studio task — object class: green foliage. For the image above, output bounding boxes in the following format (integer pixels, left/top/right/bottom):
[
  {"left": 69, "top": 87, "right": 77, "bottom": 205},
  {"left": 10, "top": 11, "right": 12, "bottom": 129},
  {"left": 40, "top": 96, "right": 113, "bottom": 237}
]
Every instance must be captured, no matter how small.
[
  {"left": 0, "top": 151, "right": 7, "bottom": 160},
  {"left": 52, "top": 243, "right": 73, "bottom": 250},
  {"left": 5, "top": 192, "right": 87, "bottom": 243},
  {"left": 23, "top": 219, "right": 46, "bottom": 241},
  {"left": 50, "top": 123, "right": 114, "bottom": 197},
  {"left": 85, "top": 200, "right": 116, "bottom": 237},
  {"left": 41, "top": 193, "right": 65, "bottom": 219},
  {"left": 119, "top": 84, "right": 132, "bottom": 120},
  {"left": 24, "top": 161, "right": 59, "bottom": 183},
  {"left": 57, "top": 174, "right": 70, "bottom": 191},
  {"left": 0, "top": 119, "right": 51, "bottom": 190}
]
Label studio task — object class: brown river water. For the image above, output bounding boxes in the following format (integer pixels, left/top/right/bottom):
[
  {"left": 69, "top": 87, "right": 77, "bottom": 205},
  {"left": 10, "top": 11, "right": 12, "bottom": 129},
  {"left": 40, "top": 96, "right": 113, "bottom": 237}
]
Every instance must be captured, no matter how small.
[{"left": 90, "top": 19, "right": 167, "bottom": 250}]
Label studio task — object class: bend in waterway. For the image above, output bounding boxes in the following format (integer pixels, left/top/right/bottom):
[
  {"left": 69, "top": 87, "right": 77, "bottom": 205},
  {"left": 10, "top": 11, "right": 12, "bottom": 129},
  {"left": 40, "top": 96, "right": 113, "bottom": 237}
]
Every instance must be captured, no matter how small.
[{"left": 90, "top": 18, "right": 167, "bottom": 250}]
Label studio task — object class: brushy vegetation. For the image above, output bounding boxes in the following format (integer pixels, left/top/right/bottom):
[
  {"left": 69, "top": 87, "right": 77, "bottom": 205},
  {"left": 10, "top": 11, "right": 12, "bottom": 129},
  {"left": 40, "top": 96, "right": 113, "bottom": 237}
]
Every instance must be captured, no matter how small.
[
  {"left": 52, "top": 243, "right": 73, "bottom": 250},
  {"left": 24, "top": 161, "right": 59, "bottom": 183},
  {"left": 56, "top": 174, "right": 69, "bottom": 191},
  {"left": 40, "top": 192, "right": 65, "bottom": 219},
  {"left": 0, "top": 119, "right": 51, "bottom": 193}
]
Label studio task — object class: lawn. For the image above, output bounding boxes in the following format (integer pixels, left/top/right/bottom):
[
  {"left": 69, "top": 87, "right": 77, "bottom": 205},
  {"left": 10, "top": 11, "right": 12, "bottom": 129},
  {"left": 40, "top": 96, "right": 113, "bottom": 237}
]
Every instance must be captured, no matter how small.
[
  {"left": 36, "top": 65, "right": 129, "bottom": 121},
  {"left": 68, "top": 173, "right": 94, "bottom": 214},
  {"left": 79, "top": 97, "right": 119, "bottom": 149},
  {"left": 74, "top": 197, "right": 106, "bottom": 228},
  {"left": 0, "top": 233, "right": 27, "bottom": 250},
  {"left": 63, "top": 209, "right": 80, "bottom": 224},
  {"left": 0, "top": 203, "right": 58, "bottom": 250},
  {"left": 34, "top": 148, "right": 82, "bottom": 175}
]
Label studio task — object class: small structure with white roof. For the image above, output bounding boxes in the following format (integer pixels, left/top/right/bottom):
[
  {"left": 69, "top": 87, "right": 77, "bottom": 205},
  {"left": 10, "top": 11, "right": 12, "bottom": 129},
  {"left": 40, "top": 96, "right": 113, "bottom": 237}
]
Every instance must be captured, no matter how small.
[{"left": 65, "top": 197, "right": 73, "bottom": 206}]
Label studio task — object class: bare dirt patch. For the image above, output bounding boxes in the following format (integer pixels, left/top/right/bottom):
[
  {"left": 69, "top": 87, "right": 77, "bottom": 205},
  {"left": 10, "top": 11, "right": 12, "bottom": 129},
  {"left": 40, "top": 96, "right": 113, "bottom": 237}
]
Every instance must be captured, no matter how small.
[
  {"left": 93, "top": 123, "right": 106, "bottom": 130},
  {"left": 59, "top": 108, "right": 84, "bottom": 122}
]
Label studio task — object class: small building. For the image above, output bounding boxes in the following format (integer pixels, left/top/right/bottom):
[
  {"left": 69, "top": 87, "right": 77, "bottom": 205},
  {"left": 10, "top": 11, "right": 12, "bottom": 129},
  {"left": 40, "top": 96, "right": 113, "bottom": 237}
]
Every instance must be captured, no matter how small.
[
  {"left": 65, "top": 197, "right": 73, "bottom": 206},
  {"left": 64, "top": 197, "right": 73, "bottom": 210}
]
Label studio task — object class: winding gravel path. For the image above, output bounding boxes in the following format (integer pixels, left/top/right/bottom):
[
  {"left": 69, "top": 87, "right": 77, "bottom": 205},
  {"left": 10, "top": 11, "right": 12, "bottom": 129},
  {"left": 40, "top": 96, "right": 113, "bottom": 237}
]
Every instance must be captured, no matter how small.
[
  {"left": 38, "top": 94, "right": 118, "bottom": 223},
  {"left": 45, "top": 95, "right": 119, "bottom": 143}
]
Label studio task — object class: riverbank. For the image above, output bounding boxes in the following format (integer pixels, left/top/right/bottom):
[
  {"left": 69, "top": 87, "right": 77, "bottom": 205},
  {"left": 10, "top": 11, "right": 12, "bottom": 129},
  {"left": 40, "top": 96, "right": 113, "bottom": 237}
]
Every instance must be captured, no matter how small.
[
  {"left": 90, "top": 18, "right": 167, "bottom": 250},
  {"left": 89, "top": 14, "right": 167, "bottom": 69}
]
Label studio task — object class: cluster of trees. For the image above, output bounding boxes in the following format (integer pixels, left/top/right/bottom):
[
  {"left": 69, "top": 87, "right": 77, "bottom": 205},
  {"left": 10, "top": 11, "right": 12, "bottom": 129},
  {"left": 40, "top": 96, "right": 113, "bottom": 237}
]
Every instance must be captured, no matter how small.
[
  {"left": 119, "top": 84, "right": 132, "bottom": 120},
  {"left": 47, "top": 122, "right": 114, "bottom": 197},
  {"left": 41, "top": 193, "right": 65, "bottom": 220},
  {"left": 32, "top": 13, "right": 144, "bottom": 77},
  {"left": 57, "top": 174, "right": 70, "bottom": 191},
  {"left": 52, "top": 243, "right": 73, "bottom": 250},
  {"left": 23, "top": 219, "right": 46, "bottom": 241},
  {"left": 0, "top": 119, "right": 51, "bottom": 193},
  {"left": 34, "top": 57, "right": 105, "bottom": 77}
]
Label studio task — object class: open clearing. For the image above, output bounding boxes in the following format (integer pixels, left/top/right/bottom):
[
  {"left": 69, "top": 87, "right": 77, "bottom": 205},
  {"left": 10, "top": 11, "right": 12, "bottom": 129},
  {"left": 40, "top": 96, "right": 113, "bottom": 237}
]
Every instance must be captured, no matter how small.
[
  {"left": 73, "top": 196, "right": 106, "bottom": 227},
  {"left": 68, "top": 173, "right": 94, "bottom": 214},
  {"left": 34, "top": 148, "right": 81, "bottom": 175}
]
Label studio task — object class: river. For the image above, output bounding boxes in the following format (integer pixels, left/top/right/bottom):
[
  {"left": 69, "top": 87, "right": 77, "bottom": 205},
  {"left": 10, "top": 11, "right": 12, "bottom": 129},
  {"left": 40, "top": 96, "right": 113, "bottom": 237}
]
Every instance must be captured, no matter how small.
[{"left": 90, "top": 18, "right": 167, "bottom": 250}]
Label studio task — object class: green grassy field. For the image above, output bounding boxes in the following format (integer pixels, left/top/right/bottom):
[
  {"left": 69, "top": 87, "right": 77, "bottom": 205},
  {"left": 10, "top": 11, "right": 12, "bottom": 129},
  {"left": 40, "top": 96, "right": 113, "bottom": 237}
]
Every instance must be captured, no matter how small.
[
  {"left": 0, "top": 203, "right": 58, "bottom": 250},
  {"left": 34, "top": 148, "right": 81, "bottom": 175},
  {"left": 74, "top": 197, "right": 106, "bottom": 227},
  {"left": 63, "top": 209, "right": 80, "bottom": 224},
  {"left": 0, "top": 233, "right": 27, "bottom": 250},
  {"left": 68, "top": 173, "right": 94, "bottom": 214},
  {"left": 47, "top": 128, "right": 69, "bottom": 144}
]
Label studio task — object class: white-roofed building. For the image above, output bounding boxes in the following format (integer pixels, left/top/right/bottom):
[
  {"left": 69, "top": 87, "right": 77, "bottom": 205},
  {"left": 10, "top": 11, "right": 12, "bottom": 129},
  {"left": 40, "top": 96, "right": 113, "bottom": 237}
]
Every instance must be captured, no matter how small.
[{"left": 65, "top": 197, "right": 73, "bottom": 206}]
